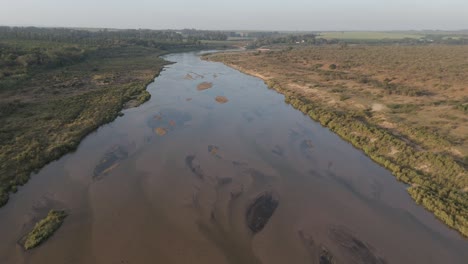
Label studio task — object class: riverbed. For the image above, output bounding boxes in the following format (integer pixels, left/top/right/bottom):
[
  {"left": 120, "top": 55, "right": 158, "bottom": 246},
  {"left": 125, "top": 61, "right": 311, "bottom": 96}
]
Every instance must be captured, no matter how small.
[{"left": 0, "top": 51, "right": 466, "bottom": 264}]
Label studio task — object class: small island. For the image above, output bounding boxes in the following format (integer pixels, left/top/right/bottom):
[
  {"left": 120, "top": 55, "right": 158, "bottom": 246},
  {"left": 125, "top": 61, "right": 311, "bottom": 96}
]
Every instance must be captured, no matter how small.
[
  {"left": 215, "top": 96, "right": 229, "bottom": 104},
  {"left": 23, "top": 210, "right": 67, "bottom": 250},
  {"left": 197, "top": 82, "right": 213, "bottom": 91}
]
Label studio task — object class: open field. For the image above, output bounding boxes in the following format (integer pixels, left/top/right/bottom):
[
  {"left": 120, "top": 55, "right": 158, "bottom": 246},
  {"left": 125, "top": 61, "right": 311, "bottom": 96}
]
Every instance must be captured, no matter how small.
[
  {"left": 205, "top": 45, "right": 468, "bottom": 236},
  {"left": 318, "top": 31, "right": 424, "bottom": 40}
]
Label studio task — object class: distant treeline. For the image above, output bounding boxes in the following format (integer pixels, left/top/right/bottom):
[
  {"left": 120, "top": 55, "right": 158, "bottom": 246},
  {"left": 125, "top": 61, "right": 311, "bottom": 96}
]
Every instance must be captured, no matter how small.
[
  {"left": 0, "top": 26, "right": 242, "bottom": 45},
  {"left": 247, "top": 34, "right": 318, "bottom": 49},
  {"left": 0, "top": 26, "right": 188, "bottom": 44},
  {"left": 246, "top": 33, "right": 468, "bottom": 49},
  {"left": 0, "top": 26, "right": 239, "bottom": 77},
  {"left": 180, "top": 29, "right": 228, "bottom": 41}
]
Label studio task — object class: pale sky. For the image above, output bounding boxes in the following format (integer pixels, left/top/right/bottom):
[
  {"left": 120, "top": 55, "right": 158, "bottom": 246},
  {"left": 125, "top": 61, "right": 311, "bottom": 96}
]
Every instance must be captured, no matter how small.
[{"left": 1, "top": 0, "right": 467, "bottom": 31}]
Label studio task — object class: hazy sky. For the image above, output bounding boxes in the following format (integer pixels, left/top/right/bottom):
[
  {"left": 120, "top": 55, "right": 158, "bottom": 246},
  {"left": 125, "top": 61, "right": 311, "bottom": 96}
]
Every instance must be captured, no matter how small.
[{"left": 1, "top": 0, "right": 467, "bottom": 31}]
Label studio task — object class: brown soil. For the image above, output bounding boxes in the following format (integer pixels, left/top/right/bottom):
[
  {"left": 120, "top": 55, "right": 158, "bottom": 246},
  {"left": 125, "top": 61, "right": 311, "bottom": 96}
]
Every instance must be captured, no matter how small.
[
  {"left": 155, "top": 127, "right": 167, "bottom": 136},
  {"left": 215, "top": 96, "right": 229, "bottom": 104},
  {"left": 197, "top": 82, "right": 213, "bottom": 91}
]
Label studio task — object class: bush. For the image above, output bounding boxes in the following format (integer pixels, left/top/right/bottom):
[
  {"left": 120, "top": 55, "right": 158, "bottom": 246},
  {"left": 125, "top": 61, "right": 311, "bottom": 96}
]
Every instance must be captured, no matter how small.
[{"left": 23, "top": 210, "right": 67, "bottom": 250}]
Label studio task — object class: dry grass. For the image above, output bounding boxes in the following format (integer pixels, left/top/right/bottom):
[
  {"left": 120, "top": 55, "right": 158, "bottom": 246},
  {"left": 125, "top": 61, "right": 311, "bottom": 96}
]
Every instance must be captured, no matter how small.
[
  {"left": 207, "top": 45, "right": 468, "bottom": 160},
  {"left": 206, "top": 45, "right": 468, "bottom": 236}
]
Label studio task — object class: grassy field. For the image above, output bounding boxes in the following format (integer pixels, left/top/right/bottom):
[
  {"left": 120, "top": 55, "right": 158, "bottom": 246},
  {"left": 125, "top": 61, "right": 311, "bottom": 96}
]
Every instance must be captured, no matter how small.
[
  {"left": 0, "top": 41, "right": 171, "bottom": 206},
  {"left": 205, "top": 45, "right": 468, "bottom": 236}
]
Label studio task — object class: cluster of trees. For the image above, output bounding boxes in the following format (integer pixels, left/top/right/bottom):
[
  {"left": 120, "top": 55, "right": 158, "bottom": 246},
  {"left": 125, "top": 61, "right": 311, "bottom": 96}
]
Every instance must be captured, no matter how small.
[
  {"left": 0, "top": 44, "right": 86, "bottom": 76},
  {"left": 180, "top": 29, "right": 228, "bottom": 41},
  {"left": 0, "top": 26, "right": 186, "bottom": 45},
  {"left": 0, "top": 27, "right": 213, "bottom": 83},
  {"left": 264, "top": 79, "right": 468, "bottom": 237},
  {"left": 246, "top": 34, "right": 318, "bottom": 49},
  {"left": 244, "top": 32, "right": 468, "bottom": 50}
]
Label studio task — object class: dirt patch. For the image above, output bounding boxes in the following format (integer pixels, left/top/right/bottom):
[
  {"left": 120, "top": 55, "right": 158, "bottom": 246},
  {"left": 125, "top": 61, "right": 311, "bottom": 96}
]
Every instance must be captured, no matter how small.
[
  {"left": 197, "top": 82, "right": 213, "bottom": 91},
  {"left": 372, "top": 103, "right": 386, "bottom": 112},
  {"left": 186, "top": 98, "right": 192, "bottom": 101},
  {"left": 215, "top": 96, "right": 229, "bottom": 104},
  {"left": 154, "top": 127, "right": 167, "bottom": 136},
  {"left": 388, "top": 147, "right": 399, "bottom": 156}
]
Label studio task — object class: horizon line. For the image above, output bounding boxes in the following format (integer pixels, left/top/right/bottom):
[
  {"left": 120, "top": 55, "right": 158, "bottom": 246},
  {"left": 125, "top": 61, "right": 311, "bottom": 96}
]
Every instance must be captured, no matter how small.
[{"left": 1, "top": 24, "right": 467, "bottom": 33}]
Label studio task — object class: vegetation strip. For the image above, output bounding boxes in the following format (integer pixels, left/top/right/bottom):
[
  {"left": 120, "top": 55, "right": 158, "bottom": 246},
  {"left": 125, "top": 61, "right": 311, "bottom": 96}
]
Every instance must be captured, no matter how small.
[
  {"left": 205, "top": 48, "right": 468, "bottom": 237},
  {"left": 23, "top": 210, "right": 67, "bottom": 250}
]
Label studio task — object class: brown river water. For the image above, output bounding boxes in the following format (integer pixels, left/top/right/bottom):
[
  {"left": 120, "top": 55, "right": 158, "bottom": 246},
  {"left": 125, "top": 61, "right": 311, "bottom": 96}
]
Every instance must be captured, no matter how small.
[{"left": 0, "top": 52, "right": 466, "bottom": 264}]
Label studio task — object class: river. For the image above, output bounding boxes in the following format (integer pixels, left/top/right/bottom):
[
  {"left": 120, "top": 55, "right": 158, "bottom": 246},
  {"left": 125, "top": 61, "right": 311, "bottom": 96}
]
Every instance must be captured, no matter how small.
[{"left": 0, "top": 51, "right": 466, "bottom": 264}]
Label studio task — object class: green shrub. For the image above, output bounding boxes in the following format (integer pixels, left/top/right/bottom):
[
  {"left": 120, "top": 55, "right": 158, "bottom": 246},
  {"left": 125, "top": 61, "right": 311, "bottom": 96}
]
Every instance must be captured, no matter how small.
[
  {"left": 23, "top": 210, "right": 67, "bottom": 250},
  {"left": 339, "top": 94, "right": 351, "bottom": 101}
]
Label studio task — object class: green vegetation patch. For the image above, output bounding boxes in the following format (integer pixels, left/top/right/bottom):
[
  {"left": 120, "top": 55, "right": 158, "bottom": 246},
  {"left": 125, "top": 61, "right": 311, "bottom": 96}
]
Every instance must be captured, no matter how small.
[
  {"left": 387, "top": 103, "right": 420, "bottom": 113},
  {"left": 23, "top": 210, "right": 67, "bottom": 250}
]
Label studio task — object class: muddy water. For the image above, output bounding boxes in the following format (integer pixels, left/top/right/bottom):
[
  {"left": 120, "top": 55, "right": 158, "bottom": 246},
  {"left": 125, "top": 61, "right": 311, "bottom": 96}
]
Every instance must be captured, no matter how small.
[{"left": 0, "top": 52, "right": 466, "bottom": 264}]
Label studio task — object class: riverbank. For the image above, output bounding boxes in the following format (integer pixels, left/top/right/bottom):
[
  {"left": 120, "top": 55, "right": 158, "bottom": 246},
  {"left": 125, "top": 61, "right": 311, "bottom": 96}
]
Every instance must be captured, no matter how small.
[
  {"left": 204, "top": 47, "right": 468, "bottom": 237},
  {"left": 1, "top": 50, "right": 467, "bottom": 263},
  {"left": 0, "top": 44, "right": 172, "bottom": 207}
]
